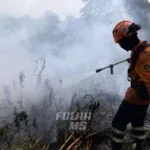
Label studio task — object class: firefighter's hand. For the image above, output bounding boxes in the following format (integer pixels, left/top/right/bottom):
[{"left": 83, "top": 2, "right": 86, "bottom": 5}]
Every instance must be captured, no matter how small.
[{"left": 127, "top": 58, "right": 130, "bottom": 63}]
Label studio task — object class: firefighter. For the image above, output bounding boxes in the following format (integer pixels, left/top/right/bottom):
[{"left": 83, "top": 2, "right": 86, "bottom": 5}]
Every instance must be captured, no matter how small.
[{"left": 111, "top": 20, "right": 150, "bottom": 150}]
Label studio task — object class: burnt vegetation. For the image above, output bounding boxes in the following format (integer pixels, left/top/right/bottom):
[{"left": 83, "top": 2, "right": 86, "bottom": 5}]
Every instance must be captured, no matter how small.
[{"left": 0, "top": 83, "right": 150, "bottom": 150}]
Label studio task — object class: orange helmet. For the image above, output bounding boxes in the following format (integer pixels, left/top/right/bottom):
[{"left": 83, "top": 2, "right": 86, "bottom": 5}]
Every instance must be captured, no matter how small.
[{"left": 112, "top": 20, "right": 141, "bottom": 43}]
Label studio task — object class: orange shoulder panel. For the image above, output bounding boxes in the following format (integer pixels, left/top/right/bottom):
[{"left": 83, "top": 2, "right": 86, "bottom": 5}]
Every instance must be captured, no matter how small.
[{"left": 135, "top": 46, "right": 150, "bottom": 83}]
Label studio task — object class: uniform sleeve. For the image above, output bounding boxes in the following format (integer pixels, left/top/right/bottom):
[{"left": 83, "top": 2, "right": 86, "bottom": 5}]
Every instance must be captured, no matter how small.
[{"left": 135, "top": 47, "right": 150, "bottom": 83}]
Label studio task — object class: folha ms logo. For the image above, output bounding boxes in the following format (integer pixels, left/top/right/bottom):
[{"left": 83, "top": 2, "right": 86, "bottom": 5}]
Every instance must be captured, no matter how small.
[{"left": 56, "top": 112, "right": 92, "bottom": 131}]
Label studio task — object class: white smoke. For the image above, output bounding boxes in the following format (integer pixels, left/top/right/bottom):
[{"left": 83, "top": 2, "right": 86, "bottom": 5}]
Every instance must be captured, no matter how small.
[
  {"left": 0, "top": 0, "right": 142, "bottom": 107},
  {"left": 124, "top": 0, "right": 150, "bottom": 39}
]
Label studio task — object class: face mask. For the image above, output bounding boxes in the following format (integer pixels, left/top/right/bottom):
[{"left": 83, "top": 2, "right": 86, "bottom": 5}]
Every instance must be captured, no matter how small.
[
  {"left": 118, "top": 33, "right": 140, "bottom": 51},
  {"left": 119, "top": 38, "right": 134, "bottom": 51}
]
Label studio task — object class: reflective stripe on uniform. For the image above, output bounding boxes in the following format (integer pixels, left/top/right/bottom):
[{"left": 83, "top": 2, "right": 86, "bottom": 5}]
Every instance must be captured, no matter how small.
[
  {"left": 132, "top": 126, "right": 145, "bottom": 131},
  {"left": 111, "top": 127, "right": 125, "bottom": 143},
  {"left": 111, "top": 136, "right": 124, "bottom": 143},
  {"left": 112, "top": 127, "right": 125, "bottom": 135},
  {"left": 131, "top": 133, "right": 146, "bottom": 140},
  {"left": 131, "top": 126, "right": 146, "bottom": 140}
]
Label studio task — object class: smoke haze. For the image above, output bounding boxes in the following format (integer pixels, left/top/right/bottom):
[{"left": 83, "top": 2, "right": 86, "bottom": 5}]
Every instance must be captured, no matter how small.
[{"left": 0, "top": 0, "right": 148, "bottom": 107}]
